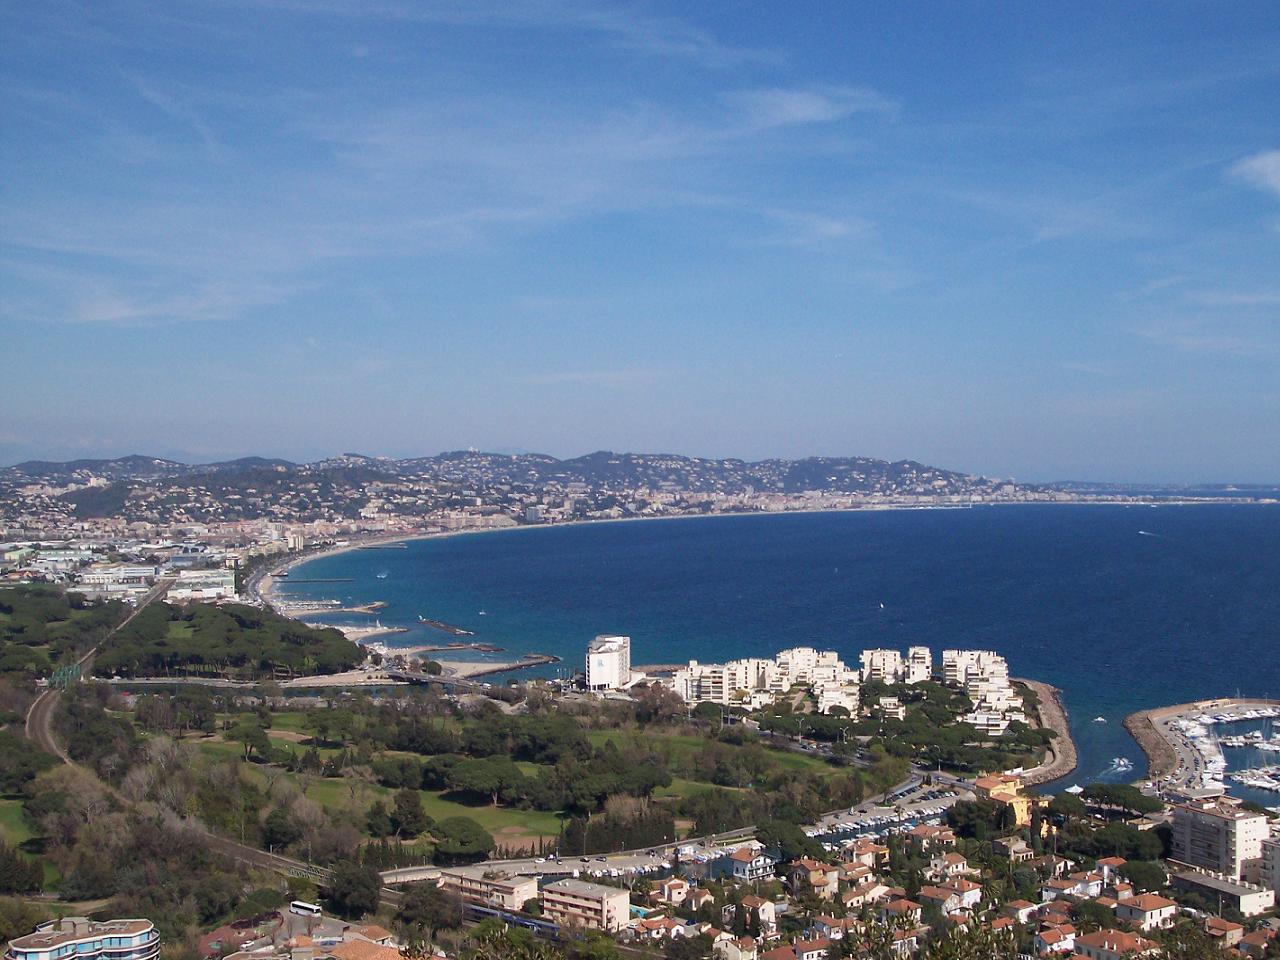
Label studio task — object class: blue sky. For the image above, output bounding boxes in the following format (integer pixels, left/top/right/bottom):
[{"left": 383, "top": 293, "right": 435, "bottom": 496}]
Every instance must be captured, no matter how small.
[{"left": 2, "top": 1, "right": 1278, "bottom": 482}]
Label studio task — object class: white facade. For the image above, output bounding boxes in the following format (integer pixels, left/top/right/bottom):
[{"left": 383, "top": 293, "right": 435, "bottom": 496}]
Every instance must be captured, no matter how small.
[
  {"left": 816, "top": 682, "right": 860, "bottom": 716},
  {"left": 1171, "top": 797, "right": 1270, "bottom": 880},
  {"left": 942, "top": 649, "right": 1026, "bottom": 732},
  {"left": 861, "top": 646, "right": 934, "bottom": 685},
  {"left": 906, "top": 646, "right": 933, "bottom": 684},
  {"left": 860, "top": 648, "right": 903, "bottom": 683},
  {"left": 672, "top": 647, "right": 855, "bottom": 706},
  {"left": 168, "top": 568, "right": 237, "bottom": 600},
  {"left": 586, "top": 635, "right": 631, "bottom": 691},
  {"left": 1262, "top": 833, "right": 1280, "bottom": 894}
]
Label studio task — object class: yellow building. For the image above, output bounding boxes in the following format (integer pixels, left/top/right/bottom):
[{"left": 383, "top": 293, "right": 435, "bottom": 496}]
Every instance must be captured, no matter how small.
[{"left": 973, "top": 774, "right": 1047, "bottom": 828}]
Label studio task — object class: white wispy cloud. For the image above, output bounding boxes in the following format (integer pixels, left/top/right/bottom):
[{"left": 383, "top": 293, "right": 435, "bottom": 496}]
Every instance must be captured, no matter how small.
[
  {"left": 1230, "top": 149, "right": 1280, "bottom": 198},
  {"left": 726, "top": 85, "right": 897, "bottom": 130},
  {"left": 129, "top": 75, "right": 224, "bottom": 158},
  {"left": 1192, "top": 290, "right": 1280, "bottom": 306},
  {"left": 1137, "top": 319, "right": 1275, "bottom": 357},
  {"left": 222, "top": 0, "right": 775, "bottom": 67}
]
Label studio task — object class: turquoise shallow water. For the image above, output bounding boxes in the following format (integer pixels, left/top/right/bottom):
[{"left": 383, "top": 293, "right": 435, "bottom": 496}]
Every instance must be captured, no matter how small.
[{"left": 280, "top": 504, "right": 1280, "bottom": 798}]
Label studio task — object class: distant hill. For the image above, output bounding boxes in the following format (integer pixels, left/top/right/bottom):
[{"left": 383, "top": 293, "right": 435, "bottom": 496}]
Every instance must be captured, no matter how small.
[
  {"left": 5, "top": 455, "right": 296, "bottom": 482},
  {"left": 4, "top": 448, "right": 1012, "bottom": 497}
]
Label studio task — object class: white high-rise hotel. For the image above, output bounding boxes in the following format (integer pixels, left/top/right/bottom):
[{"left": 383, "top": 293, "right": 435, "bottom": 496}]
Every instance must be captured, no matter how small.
[{"left": 585, "top": 635, "right": 632, "bottom": 691}]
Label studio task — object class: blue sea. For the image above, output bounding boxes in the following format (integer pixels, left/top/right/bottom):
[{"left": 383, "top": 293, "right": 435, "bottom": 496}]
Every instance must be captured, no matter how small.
[{"left": 278, "top": 505, "right": 1280, "bottom": 799}]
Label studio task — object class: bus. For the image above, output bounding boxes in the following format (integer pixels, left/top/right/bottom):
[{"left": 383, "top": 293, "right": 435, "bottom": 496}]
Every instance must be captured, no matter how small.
[{"left": 289, "top": 901, "right": 322, "bottom": 918}]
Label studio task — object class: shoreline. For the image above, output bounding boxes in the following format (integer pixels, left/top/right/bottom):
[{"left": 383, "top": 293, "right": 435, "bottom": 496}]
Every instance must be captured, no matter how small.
[{"left": 1016, "top": 678, "right": 1079, "bottom": 787}]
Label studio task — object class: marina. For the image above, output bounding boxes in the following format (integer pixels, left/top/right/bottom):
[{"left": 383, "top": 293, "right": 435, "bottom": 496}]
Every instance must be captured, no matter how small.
[{"left": 1126, "top": 699, "right": 1280, "bottom": 798}]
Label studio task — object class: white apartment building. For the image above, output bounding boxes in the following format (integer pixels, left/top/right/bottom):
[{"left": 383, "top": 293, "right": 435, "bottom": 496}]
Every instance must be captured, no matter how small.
[
  {"left": 438, "top": 866, "right": 539, "bottom": 912},
  {"left": 942, "top": 649, "right": 1025, "bottom": 730},
  {"left": 906, "top": 646, "right": 932, "bottom": 684},
  {"left": 586, "top": 635, "right": 632, "bottom": 691},
  {"left": 1262, "top": 833, "right": 1280, "bottom": 894},
  {"left": 861, "top": 649, "right": 903, "bottom": 683},
  {"left": 860, "top": 646, "right": 933, "bottom": 685},
  {"left": 775, "top": 646, "right": 856, "bottom": 687},
  {"left": 541, "top": 878, "right": 632, "bottom": 932},
  {"left": 671, "top": 647, "right": 855, "bottom": 706},
  {"left": 1171, "top": 796, "right": 1271, "bottom": 880},
  {"left": 815, "top": 682, "right": 859, "bottom": 716}
]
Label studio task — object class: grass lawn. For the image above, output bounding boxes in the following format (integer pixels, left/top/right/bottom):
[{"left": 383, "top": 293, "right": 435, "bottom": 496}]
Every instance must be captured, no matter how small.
[
  {"left": 0, "top": 798, "right": 31, "bottom": 845},
  {"left": 196, "top": 739, "right": 245, "bottom": 762},
  {"left": 0, "top": 798, "right": 60, "bottom": 888},
  {"left": 416, "top": 790, "right": 563, "bottom": 842},
  {"left": 653, "top": 778, "right": 728, "bottom": 799},
  {"left": 587, "top": 728, "right": 839, "bottom": 779},
  {"left": 296, "top": 774, "right": 560, "bottom": 846},
  {"left": 268, "top": 712, "right": 311, "bottom": 733}
]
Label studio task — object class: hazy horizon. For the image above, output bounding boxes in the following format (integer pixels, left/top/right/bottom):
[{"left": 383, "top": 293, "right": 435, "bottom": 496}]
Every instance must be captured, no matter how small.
[
  {"left": 4, "top": 3, "right": 1278, "bottom": 483},
  {"left": 5, "top": 444, "right": 1279, "bottom": 488}
]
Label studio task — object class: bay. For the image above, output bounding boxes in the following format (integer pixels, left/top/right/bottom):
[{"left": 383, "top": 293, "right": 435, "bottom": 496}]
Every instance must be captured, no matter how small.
[{"left": 280, "top": 504, "right": 1280, "bottom": 797}]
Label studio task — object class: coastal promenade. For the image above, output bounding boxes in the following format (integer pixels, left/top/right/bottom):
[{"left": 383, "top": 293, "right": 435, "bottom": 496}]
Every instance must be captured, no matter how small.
[{"left": 1125, "top": 697, "right": 1280, "bottom": 791}]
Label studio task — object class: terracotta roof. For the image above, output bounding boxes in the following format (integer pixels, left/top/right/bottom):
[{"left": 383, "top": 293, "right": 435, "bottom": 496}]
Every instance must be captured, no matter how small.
[
  {"left": 326, "top": 941, "right": 402, "bottom": 960},
  {"left": 1205, "top": 916, "right": 1244, "bottom": 934},
  {"left": 1075, "top": 929, "right": 1156, "bottom": 952},
  {"left": 1124, "top": 893, "right": 1176, "bottom": 911}
]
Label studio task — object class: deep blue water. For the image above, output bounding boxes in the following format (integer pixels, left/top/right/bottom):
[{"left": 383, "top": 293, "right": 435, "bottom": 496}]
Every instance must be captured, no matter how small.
[{"left": 279, "top": 505, "right": 1280, "bottom": 798}]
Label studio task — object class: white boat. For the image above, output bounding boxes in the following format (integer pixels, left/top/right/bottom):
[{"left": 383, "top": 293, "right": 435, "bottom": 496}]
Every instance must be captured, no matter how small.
[{"left": 1093, "top": 716, "right": 1107, "bottom": 723}]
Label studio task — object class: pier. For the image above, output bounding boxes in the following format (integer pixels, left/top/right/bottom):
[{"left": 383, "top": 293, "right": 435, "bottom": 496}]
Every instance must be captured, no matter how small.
[{"left": 417, "top": 616, "right": 476, "bottom": 636}]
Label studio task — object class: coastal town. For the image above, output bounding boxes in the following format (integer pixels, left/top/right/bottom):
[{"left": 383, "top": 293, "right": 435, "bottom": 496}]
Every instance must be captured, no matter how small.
[
  {"left": 2, "top": 457, "right": 1280, "bottom": 960},
  {"left": 6, "top": 0, "right": 1279, "bottom": 955},
  {"left": 3, "top": 453, "right": 1276, "bottom": 581},
  {"left": 3, "top": 550, "right": 1280, "bottom": 960}
]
